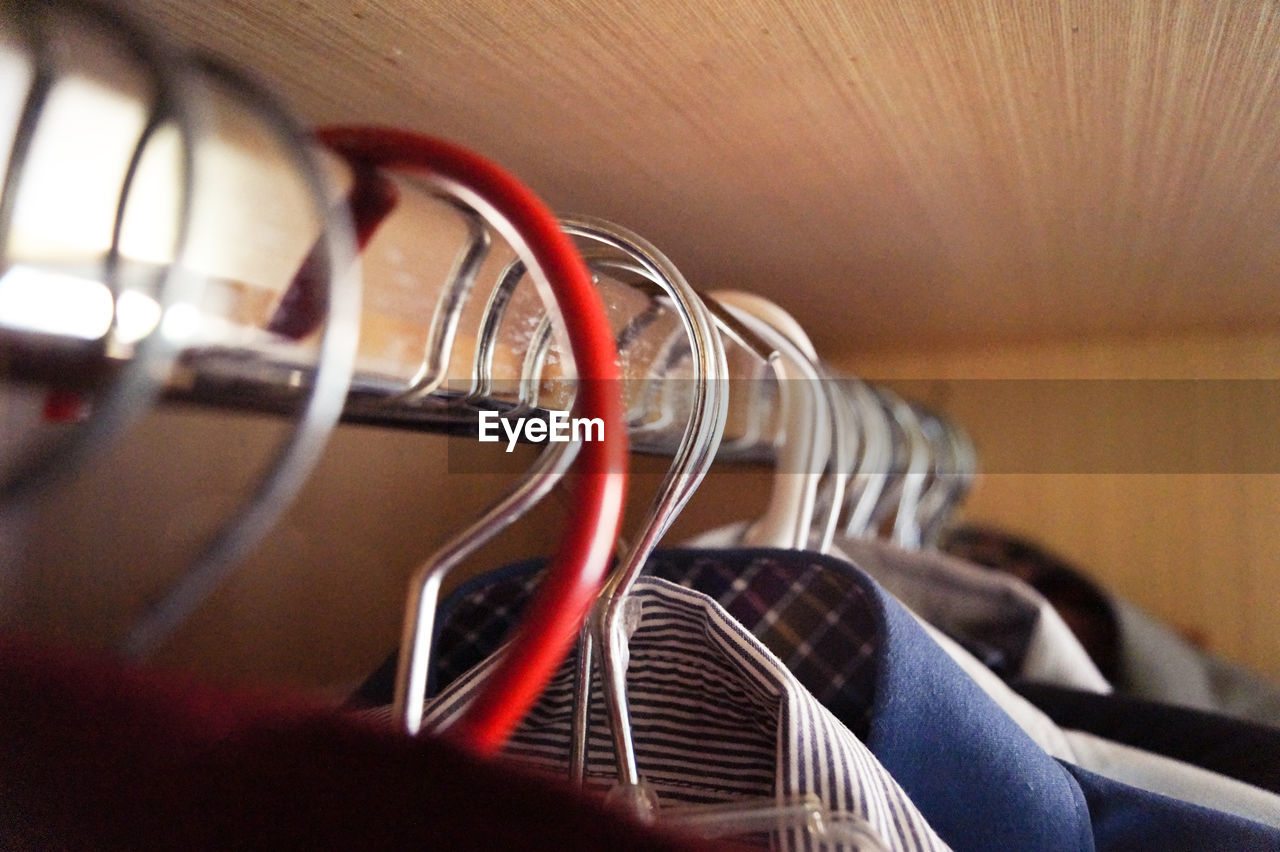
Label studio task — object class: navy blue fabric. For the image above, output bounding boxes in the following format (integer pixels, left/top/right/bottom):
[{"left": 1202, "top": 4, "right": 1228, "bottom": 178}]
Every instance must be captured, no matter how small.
[
  {"left": 354, "top": 548, "right": 1280, "bottom": 852},
  {"left": 347, "top": 557, "right": 544, "bottom": 707},
  {"left": 857, "top": 555, "right": 1094, "bottom": 852},
  {"left": 851, "top": 555, "right": 1280, "bottom": 851}
]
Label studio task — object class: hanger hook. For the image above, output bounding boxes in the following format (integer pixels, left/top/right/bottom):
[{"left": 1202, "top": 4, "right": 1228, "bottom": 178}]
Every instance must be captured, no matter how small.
[
  {"left": 709, "top": 293, "right": 832, "bottom": 551},
  {"left": 559, "top": 215, "right": 728, "bottom": 807}
]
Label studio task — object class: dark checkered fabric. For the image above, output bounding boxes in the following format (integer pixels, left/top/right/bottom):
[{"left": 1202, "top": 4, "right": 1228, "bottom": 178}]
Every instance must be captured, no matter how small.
[{"left": 431, "top": 549, "right": 881, "bottom": 738}]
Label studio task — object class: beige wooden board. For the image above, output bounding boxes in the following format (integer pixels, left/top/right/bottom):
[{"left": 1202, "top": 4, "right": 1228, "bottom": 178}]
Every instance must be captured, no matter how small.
[
  {"left": 840, "top": 330, "right": 1280, "bottom": 683},
  {"left": 120, "top": 0, "right": 1280, "bottom": 354}
]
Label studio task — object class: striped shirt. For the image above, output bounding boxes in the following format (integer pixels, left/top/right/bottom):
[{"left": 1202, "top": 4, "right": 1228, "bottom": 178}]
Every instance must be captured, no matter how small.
[{"left": 372, "top": 578, "right": 949, "bottom": 852}]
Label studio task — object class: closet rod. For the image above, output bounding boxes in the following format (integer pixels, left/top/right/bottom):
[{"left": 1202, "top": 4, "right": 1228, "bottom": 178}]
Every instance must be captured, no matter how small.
[
  {"left": 1, "top": 291, "right": 783, "bottom": 462},
  {"left": 0, "top": 0, "right": 782, "bottom": 463}
]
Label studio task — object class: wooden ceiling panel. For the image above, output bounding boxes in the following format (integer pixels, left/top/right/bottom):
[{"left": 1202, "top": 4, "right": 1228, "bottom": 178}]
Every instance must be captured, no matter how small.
[{"left": 121, "top": 0, "right": 1280, "bottom": 354}]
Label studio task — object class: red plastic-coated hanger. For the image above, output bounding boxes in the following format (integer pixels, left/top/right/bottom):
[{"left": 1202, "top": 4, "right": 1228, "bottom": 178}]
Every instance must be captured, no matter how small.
[{"left": 316, "top": 126, "right": 628, "bottom": 756}]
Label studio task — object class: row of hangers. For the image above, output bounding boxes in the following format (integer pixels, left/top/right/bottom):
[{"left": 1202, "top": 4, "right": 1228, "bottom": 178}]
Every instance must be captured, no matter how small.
[{"left": 0, "top": 0, "right": 975, "bottom": 844}]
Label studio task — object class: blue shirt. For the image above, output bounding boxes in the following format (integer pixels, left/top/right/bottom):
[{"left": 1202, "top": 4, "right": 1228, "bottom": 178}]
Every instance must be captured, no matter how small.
[{"left": 357, "top": 547, "right": 1280, "bottom": 851}]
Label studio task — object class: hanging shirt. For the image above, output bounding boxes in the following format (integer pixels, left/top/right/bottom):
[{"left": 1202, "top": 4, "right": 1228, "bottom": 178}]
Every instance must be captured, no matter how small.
[
  {"left": 834, "top": 536, "right": 1112, "bottom": 693},
  {"left": 1111, "top": 598, "right": 1280, "bottom": 726},
  {"left": 362, "top": 549, "right": 1280, "bottom": 851},
  {"left": 1058, "top": 728, "right": 1280, "bottom": 829},
  {"left": 942, "top": 523, "right": 1280, "bottom": 727},
  {"left": 1014, "top": 680, "right": 1280, "bottom": 795},
  {"left": 685, "top": 523, "right": 1110, "bottom": 693},
  {"left": 369, "top": 576, "right": 951, "bottom": 852},
  {"left": 900, "top": 608, "right": 1280, "bottom": 826}
]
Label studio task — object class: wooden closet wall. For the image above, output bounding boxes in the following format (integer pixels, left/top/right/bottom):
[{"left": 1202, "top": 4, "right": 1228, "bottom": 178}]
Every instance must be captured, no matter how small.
[{"left": 845, "top": 329, "right": 1280, "bottom": 683}]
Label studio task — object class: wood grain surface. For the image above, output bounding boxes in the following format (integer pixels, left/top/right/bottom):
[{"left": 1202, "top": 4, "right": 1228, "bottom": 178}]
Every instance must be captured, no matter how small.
[{"left": 121, "top": 0, "right": 1280, "bottom": 354}]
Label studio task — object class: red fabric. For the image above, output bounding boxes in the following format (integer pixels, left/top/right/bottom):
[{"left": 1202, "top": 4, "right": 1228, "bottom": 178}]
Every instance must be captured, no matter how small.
[
  {"left": 266, "top": 162, "right": 399, "bottom": 340},
  {"left": 0, "top": 636, "right": 719, "bottom": 851},
  {"left": 41, "top": 389, "right": 86, "bottom": 423}
]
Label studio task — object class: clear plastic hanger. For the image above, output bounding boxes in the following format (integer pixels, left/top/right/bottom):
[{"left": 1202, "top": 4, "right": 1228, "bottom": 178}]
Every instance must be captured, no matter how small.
[
  {"left": 910, "top": 405, "right": 948, "bottom": 546},
  {"left": 383, "top": 210, "right": 779, "bottom": 762},
  {"left": 548, "top": 228, "right": 889, "bottom": 851},
  {"left": 860, "top": 387, "right": 930, "bottom": 547},
  {"left": 465, "top": 256, "right": 528, "bottom": 406},
  {"left": 813, "top": 363, "right": 860, "bottom": 553},
  {"left": 842, "top": 378, "right": 894, "bottom": 539},
  {"left": 0, "top": 0, "right": 203, "bottom": 509},
  {"left": 708, "top": 292, "right": 831, "bottom": 550},
  {"left": 663, "top": 795, "right": 890, "bottom": 850},
  {"left": 558, "top": 264, "right": 776, "bottom": 445},
  {"left": 887, "top": 392, "right": 932, "bottom": 549},
  {"left": 915, "top": 408, "right": 977, "bottom": 547},
  {"left": 0, "top": 28, "right": 366, "bottom": 659},
  {"left": 392, "top": 406, "right": 577, "bottom": 737},
  {"left": 395, "top": 204, "right": 490, "bottom": 402},
  {"left": 391, "top": 220, "right": 699, "bottom": 739},
  {"left": 556, "top": 216, "right": 729, "bottom": 805},
  {"left": 445, "top": 221, "right": 827, "bottom": 827}
]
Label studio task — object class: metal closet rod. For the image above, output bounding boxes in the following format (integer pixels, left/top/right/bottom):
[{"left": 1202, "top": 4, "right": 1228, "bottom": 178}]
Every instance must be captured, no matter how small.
[
  {"left": 0, "top": 0, "right": 845, "bottom": 463},
  {"left": 1, "top": 283, "right": 785, "bottom": 462}
]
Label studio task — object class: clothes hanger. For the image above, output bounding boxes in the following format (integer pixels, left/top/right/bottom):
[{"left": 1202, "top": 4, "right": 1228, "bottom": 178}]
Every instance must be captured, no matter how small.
[
  {"left": 462, "top": 244, "right": 784, "bottom": 604},
  {"left": 910, "top": 405, "right": 950, "bottom": 547},
  {"left": 393, "top": 217, "right": 707, "bottom": 739},
  {"left": 396, "top": 204, "right": 490, "bottom": 403},
  {"left": 811, "top": 361, "right": 857, "bottom": 553},
  {"left": 0, "top": 0, "right": 202, "bottom": 508},
  {"left": 707, "top": 292, "right": 831, "bottom": 550},
  {"left": 393, "top": 438, "right": 577, "bottom": 736},
  {"left": 859, "top": 389, "right": 907, "bottom": 538},
  {"left": 561, "top": 258, "right": 685, "bottom": 438},
  {"left": 392, "top": 248, "right": 582, "bottom": 736},
  {"left": 466, "top": 256, "right": 529, "bottom": 406},
  {"left": 513, "top": 313, "right": 555, "bottom": 415},
  {"left": 841, "top": 377, "right": 894, "bottom": 538},
  {"left": 704, "top": 291, "right": 851, "bottom": 553},
  {"left": 95, "top": 53, "right": 362, "bottom": 660},
  {"left": 318, "top": 126, "right": 629, "bottom": 755},
  {"left": 653, "top": 288, "right": 852, "bottom": 553},
  {"left": 886, "top": 391, "right": 931, "bottom": 549},
  {"left": 860, "top": 386, "right": 930, "bottom": 547},
  {"left": 663, "top": 796, "right": 889, "bottom": 850},
  {"left": 553, "top": 216, "right": 729, "bottom": 810},
  {"left": 915, "top": 409, "right": 977, "bottom": 547},
  {"left": 463, "top": 243, "right": 777, "bottom": 461},
  {"left": 702, "top": 304, "right": 780, "bottom": 459},
  {"left": 429, "top": 217, "right": 797, "bottom": 800},
  {"left": 944, "top": 413, "right": 978, "bottom": 517},
  {"left": 711, "top": 291, "right": 818, "bottom": 361},
  {"left": 707, "top": 310, "right": 849, "bottom": 553},
  {"left": 570, "top": 263, "right": 777, "bottom": 447},
  {"left": 542, "top": 230, "right": 893, "bottom": 850}
]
